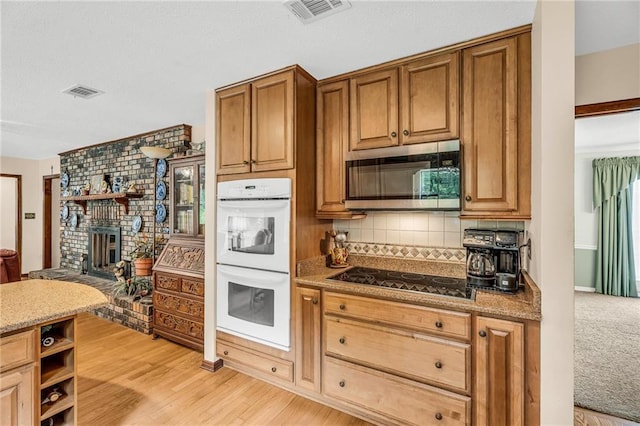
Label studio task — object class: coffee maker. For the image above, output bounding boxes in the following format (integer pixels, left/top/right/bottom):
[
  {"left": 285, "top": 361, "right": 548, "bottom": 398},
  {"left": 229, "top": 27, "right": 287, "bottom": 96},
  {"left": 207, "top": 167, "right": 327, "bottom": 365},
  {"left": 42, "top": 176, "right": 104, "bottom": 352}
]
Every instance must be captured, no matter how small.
[{"left": 463, "top": 229, "right": 521, "bottom": 292}]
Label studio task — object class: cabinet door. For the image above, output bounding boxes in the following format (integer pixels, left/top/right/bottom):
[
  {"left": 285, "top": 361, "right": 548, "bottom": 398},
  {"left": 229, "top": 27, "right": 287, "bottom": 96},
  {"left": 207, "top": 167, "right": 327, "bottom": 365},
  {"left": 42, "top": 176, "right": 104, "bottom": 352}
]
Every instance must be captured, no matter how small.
[
  {"left": 474, "top": 316, "right": 524, "bottom": 426},
  {"left": 316, "top": 80, "right": 351, "bottom": 217},
  {"left": 400, "top": 51, "right": 459, "bottom": 144},
  {"left": 216, "top": 84, "right": 251, "bottom": 175},
  {"left": 350, "top": 69, "right": 399, "bottom": 150},
  {"left": 295, "top": 287, "right": 321, "bottom": 393},
  {"left": 462, "top": 37, "right": 518, "bottom": 212},
  {"left": 0, "top": 366, "right": 34, "bottom": 426},
  {"left": 251, "top": 70, "right": 295, "bottom": 172}
]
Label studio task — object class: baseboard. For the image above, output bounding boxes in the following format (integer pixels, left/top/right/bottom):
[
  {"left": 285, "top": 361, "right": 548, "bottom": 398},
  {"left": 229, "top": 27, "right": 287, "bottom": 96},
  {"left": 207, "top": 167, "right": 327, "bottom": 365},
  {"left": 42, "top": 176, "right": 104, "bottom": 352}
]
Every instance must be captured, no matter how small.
[
  {"left": 575, "top": 286, "right": 596, "bottom": 292},
  {"left": 201, "top": 358, "right": 223, "bottom": 373}
]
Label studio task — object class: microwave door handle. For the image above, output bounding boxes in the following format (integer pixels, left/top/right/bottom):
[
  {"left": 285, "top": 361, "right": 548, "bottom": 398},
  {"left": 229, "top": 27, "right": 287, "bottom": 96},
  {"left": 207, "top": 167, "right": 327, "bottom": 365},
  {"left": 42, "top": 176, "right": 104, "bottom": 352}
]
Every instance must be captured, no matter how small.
[
  {"left": 218, "top": 265, "right": 288, "bottom": 284},
  {"left": 218, "top": 200, "right": 289, "bottom": 210}
]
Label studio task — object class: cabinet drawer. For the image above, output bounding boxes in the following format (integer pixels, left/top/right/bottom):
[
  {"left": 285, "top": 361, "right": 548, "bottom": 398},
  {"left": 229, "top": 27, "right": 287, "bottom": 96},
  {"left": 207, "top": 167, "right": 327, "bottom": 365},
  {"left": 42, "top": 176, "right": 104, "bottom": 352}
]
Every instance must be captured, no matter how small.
[
  {"left": 325, "top": 317, "right": 470, "bottom": 392},
  {"left": 0, "top": 329, "right": 35, "bottom": 372},
  {"left": 181, "top": 278, "right": 204, "bottom": 297},
  {"left": 155, "top": 274, "right": 180, "bottom": 292},
  {"left": 154, "top": 292, "right": 204, "bottom": 320},
  {"left": 324, "top": 292, "right": 471, "bottom": 340},
  {"left": 324, "top": 357, "right": 470, "bottom": 425},
  {"left": 153, "top": 310, "right": 204, "bottom": 340},
  {"left": 217, "top": 341, "right": 293, "bottom": 383}
]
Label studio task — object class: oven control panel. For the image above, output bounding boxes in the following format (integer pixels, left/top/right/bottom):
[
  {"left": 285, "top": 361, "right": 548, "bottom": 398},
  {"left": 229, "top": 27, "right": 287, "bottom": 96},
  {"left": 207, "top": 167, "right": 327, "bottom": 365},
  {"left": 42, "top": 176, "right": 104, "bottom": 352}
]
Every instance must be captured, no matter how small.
[{"left": 462, "top": 229, "right": 495, "bottom": 248}]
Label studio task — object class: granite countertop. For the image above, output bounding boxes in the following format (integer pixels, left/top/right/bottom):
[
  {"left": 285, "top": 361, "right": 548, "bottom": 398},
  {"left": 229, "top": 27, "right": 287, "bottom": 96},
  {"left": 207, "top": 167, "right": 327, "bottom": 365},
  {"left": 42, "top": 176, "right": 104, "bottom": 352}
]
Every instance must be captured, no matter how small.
[
  {"left": 0, "top": 279, "right": 108, "bottom": 334},
  {"left": 296, "top": 255, "right": 541, "bottom": 321}
]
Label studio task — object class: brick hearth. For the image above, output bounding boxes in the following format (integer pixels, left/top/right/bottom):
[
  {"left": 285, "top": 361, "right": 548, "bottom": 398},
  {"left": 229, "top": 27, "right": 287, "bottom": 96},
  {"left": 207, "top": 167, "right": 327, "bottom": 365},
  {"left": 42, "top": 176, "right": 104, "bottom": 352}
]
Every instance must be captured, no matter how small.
[{"left": 29, "top": 268, "right": 153, "bottom": 334}]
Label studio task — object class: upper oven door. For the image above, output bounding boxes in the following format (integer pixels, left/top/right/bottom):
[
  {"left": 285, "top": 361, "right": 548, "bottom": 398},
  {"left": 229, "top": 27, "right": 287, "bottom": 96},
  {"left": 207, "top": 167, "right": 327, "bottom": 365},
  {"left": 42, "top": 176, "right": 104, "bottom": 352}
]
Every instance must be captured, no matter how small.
[{"left": 216, "top": 197, "right": 290, "bottom": 273}]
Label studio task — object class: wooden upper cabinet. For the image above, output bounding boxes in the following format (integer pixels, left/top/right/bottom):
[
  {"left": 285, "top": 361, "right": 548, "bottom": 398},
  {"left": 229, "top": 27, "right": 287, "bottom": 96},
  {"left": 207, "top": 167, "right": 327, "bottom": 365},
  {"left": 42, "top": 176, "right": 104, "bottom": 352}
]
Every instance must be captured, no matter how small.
[
  {"left": 251, "top": 70, "right": 295, "bottom": 172},
  {"left": 474, "top": 316, "right": 525, "bottom": 426},
  {"left": 216, "top": 69, "right": 297, "bottom": 175},
  {"left": 350, "top": 69, "right": 399, "bottom": 150},
  {"left": 461, "top": 33, "right": 531, "bottom": 218},
  {"left": 400, "top": 51, "right": 459, "bottom": 144},
  {"left": 216, "top": 84, "right": 251, "bottom": 174}
]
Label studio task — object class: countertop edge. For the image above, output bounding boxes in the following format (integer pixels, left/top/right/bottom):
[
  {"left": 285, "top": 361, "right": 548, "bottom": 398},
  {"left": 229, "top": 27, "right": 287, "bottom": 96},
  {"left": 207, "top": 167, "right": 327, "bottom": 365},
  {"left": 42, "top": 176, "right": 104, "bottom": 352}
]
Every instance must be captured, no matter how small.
[{"left": 1, "top": 301, "right": 108, "bottom": 334}]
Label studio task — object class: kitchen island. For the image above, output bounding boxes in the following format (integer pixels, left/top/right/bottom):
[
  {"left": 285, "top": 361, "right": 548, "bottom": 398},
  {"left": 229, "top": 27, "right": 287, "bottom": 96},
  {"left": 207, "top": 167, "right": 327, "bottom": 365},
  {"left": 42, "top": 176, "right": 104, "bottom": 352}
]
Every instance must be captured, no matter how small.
[{"left": 0, "top": 279, "right": 108, "bottom": 425}]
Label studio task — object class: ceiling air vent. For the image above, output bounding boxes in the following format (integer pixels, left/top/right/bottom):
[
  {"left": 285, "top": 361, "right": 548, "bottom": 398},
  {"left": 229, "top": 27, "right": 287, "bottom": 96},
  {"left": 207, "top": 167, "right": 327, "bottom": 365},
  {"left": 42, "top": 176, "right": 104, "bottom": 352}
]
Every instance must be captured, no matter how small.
[
  {"left": 284, "top": 0, "right": 351, "bottom": 24},
  {"left": 62, "top": 84, "right": 104, "bottom": 99}
]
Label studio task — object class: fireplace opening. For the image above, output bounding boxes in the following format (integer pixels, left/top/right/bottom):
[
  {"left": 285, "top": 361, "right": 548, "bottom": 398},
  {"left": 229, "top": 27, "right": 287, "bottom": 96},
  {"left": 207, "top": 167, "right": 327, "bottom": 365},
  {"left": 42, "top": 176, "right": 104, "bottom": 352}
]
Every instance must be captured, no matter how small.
[{"left": 88, "top": 226, "right": 121, "bottom": 279}]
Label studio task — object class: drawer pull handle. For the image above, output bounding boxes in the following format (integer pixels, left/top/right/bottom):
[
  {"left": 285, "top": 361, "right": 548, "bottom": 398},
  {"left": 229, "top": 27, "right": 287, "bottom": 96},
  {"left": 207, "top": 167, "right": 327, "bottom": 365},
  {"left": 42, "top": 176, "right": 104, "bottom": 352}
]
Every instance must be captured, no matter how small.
[
  {"left": 435, "top": 412, "right": 443, "bottom": 421},
  {"left": 223, "top": 350, "right": 228, "bottom": 356},
  {"left": 312, "top": 298, "right": 318, "bottom": 305},
  {"left": 391, "top": 131, "right": 397, "bottom": 138},
  {"left": 403, "top": 129, "right": 409, "bottom": 136},
  {"left": 479, "top": 330, "right": 487, "bottom": 337},
  {"left": 271, "top": 367, "right": 277, "bottom": 373},
  {"left": 243, "top": 160, "right": 249, "bottom": 165},
  {"left": 435, "top": 361, "right": 442, "bottom": 369},
  {"left": 339, "top": 380, "right": 345, "bottom": 388},
  {"left": 339, "top": 337, "right": 346, "bottom": 344},
  {"left": 339, "top": 303, "right": 346, "bottom": 310},
  {"left": 435, "top": 321, "right": 443, "bottom": 328}
]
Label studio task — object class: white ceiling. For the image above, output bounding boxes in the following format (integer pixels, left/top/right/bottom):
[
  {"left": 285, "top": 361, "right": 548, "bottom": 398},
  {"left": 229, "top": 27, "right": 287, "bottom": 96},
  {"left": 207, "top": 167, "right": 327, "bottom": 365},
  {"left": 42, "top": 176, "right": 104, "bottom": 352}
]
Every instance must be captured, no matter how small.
[{"left": 1, "top": 0, "right": 639, "bottom": 160}]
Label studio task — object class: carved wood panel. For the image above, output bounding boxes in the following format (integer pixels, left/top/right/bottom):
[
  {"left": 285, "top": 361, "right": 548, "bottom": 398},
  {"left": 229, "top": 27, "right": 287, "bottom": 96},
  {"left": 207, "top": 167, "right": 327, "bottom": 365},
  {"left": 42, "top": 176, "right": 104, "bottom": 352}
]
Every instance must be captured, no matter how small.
[
  {"left": 154, "top": 311, "right": 204, "bottom": 340},
  {"left": 155, "top": 293, "right": 204, "bottom": 319},
  {"left": 155, "top": 274, "right": 180, "bottom": 292},
  {"left": 181, "top": 278, "right": 204, "bottom": 297}
]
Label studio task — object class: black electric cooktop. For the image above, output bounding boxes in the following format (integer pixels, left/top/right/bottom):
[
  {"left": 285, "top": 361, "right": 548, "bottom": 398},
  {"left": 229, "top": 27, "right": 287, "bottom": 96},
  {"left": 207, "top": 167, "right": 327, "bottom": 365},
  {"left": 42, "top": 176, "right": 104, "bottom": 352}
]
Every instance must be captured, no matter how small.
[{"left": 328, "top": 266, "right": 474, "bottom": 300}]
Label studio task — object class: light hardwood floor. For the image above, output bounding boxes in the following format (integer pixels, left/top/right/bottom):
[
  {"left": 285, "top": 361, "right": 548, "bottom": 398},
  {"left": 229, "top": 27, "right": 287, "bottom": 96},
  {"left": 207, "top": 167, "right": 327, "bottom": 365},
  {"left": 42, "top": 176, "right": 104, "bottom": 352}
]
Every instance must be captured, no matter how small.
[
  {"left": 76, "top": 313, "right": 371, "bottom": 425},
  {"left": 574, "top": 407, "right": 640, "bottom": 426}
]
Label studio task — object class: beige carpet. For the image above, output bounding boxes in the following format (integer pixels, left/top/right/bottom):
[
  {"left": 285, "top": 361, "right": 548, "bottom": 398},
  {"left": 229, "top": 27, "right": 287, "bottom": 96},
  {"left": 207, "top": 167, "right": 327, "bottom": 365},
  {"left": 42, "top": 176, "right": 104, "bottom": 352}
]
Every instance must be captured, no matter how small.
[{"left": 574, "top": 291, "right": 640, "bottom": 422}]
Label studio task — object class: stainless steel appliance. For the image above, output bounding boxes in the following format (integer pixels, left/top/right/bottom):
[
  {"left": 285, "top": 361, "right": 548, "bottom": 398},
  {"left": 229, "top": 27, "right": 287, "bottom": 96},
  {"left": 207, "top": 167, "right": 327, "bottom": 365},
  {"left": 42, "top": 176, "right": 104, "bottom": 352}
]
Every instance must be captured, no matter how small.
[
  {"left": 463, "top": 229, "right": 522, "bottom": 291},
  {"left": 216, "top": 178, "right": 292, "bottom": 351},
  {"left": 344, "top": 140, "right": 460, "bottom": 210}
]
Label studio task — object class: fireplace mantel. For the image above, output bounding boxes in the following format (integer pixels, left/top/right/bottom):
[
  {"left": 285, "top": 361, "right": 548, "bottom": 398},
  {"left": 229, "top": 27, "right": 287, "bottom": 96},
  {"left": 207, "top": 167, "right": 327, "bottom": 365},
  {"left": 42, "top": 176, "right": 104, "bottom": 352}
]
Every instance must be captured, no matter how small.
[{"left": 62, "top": 192, "right": 144, "bottom": 214}]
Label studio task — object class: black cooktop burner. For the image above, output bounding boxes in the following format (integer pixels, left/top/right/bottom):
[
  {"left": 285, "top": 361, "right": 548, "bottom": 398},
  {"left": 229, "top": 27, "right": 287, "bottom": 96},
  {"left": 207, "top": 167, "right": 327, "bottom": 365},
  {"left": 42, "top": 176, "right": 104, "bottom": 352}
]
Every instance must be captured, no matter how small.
[{"left": 328, "top": 266, "right": 474, "bottom": 300}]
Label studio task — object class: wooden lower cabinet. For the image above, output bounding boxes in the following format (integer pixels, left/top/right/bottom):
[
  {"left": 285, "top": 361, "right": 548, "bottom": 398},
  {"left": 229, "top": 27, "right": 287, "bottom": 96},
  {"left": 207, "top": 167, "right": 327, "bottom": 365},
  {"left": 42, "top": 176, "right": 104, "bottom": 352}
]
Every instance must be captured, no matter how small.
[
  {"left": 474, "top": 316, "right": 525, "bottom": 426},
  {"left": 217, "top": 340, "right": 293, "bottom": 384},
  {"left": 324, "top": 357, "right": 470, "bottom": 426},
  {"left": 295, "top": 287, "right": 321, "bottom": 393},
  {"left": 0, "top": 364, "right": 34, "bottom": 426}
]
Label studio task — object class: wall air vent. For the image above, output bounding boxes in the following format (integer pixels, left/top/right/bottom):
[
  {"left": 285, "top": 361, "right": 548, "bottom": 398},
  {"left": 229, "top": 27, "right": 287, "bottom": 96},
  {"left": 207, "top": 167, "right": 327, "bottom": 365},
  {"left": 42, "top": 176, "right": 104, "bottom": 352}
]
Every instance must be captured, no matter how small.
[
  {"left": 62, "top": 84, "right": 104, "bottom": 99},
  {"left": 284, "top": 0, "right": 351, "bottom": 24}
]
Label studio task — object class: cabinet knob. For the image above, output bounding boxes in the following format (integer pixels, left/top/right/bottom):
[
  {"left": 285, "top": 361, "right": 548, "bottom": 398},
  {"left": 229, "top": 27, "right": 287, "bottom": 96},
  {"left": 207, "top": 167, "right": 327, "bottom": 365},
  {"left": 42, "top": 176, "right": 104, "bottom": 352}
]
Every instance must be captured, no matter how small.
[
  {"left": 271, "top": 367, "right": 277, "bottom": 373},
  {"left": 223, "top": 350, "right": 228, "bottom": 356},
  {"left": 435, "top": 321, "right": 443, "bottom": 328},
  {"left": 435, "top": 361, "right": 442, "bottom": 369},
  {"left": 243, "top": 160, "right": 249, "bottom": 165},
  {"left": 479, "top": 330, "right": 487, "bottom": 337},
  {"left": 339, "top": 380, "right": 345, "bottom": 388},
  {"left": 403, "top": 129, "right": 409, "bottom": 136},
  {"left": 312, "top": 298, "right": 318, "bottom": 305},
  {"left": 435, "top": 413, "right": 443, "bottom": 421},
  {"left": 391, "top": 131, "right": 397, "bottom": 138},
  {"left": 339, "top": 303, "right": 346, "bottom": 310},
  {"left": 465, "top": 195, "right": 472, "bottom": 202},
  {"left": 250, "top": 159, "right": 256, "bottom": 164},
  {"left": 339, "top": 337, "right": 346, "bottom": 344}
]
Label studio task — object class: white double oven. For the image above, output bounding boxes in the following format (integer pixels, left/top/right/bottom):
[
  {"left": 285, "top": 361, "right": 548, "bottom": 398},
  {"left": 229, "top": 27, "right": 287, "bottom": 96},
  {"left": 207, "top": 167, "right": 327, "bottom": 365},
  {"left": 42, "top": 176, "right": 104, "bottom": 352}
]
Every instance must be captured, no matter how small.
[{"left": 216, "top": 178, "right": 291, "bottom": 351}]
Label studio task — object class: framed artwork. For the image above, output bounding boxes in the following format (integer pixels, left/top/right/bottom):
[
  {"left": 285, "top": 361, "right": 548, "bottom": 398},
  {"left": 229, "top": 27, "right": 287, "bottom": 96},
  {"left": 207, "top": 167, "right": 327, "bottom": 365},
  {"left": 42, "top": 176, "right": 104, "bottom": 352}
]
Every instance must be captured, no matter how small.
[{"left": 90, "top": 174, "right": 105, "bottom": 194}]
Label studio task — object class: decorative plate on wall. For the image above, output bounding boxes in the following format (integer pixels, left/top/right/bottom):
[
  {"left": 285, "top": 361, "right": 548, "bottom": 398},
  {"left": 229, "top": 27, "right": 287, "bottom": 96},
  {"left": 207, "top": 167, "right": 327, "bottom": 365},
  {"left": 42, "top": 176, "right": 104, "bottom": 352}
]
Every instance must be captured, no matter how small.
[
  {"left": 61, "top": 170, "right": 70, "bottom": 189},
  {"left": 157, "top": 159, "right": 167, "bottom": 178},
  {"left": 156, "top": 203, "right": 167, "bottom": 223},
  {"left": 156, "top": 181, "right": 167, "bottom": 201},
  {"left": 132, "top": 215, "right": 142, "bottom": 233},
  {"left": 70, "top": 213, "right": 78, "bottom": 228},
  {"left": 61, "top": 205, "right": 69, "bottom": 221}
]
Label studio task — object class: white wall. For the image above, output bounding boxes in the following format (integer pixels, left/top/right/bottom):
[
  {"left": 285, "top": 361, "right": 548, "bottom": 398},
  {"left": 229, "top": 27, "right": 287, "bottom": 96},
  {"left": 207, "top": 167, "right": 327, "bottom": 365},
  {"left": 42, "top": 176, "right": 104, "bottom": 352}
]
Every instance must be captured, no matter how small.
[
  {"left": 0, "top": 156, "right": 60, "bottom": 273},
  {"left": 575, "top": 43, "right": 640, "bottom": 105},
  {"left": 0, "top": 177, "right": 18, "bottom": 250},
  {"left": 530, "top": 1, "right": 575, "bottom": 424}
]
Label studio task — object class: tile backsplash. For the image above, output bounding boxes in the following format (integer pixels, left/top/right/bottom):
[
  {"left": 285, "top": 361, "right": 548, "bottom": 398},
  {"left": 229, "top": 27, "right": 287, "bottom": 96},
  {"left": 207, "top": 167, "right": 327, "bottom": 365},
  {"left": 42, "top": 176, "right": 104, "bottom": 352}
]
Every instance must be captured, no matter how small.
[{"left": 333, "top": 211, "right": 524, "bottom": 263}]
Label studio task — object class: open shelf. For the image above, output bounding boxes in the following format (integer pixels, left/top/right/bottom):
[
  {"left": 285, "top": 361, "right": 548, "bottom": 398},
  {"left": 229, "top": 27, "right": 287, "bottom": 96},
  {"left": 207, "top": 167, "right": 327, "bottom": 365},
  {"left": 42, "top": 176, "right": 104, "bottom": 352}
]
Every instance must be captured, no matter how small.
[
  {"left": 40, "top": 336, "right": 74, "bottom": 358},
  {"left": 40, "top": 406, "right": 74, "bottom": 426},
  {"left": 62, "top": 192, "right": 144, "bottom": 214}
]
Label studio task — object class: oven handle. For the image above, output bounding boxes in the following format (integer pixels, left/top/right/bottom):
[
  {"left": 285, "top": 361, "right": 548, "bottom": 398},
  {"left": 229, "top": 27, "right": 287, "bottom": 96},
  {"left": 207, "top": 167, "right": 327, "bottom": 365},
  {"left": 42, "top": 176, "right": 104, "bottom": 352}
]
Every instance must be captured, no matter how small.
[
  {"left": 217, "top": 264, "right": 289, "bottom": 284},
  {"left": 217, "top": 200, "right": 290, "bottom": 210}
]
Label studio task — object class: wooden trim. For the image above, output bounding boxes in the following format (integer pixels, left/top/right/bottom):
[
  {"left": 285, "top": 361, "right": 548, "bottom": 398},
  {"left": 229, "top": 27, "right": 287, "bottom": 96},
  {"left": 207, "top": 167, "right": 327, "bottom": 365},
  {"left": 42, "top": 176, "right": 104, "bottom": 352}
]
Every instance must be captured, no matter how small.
[
  {"left": 200, "top": 359, "right": 223, "bottom": 373},
  {"left": 575, "top": 97, "right": 640, "bottom": 118},
  {"left": 58, "top": 124, "right": 192, "bottom": 156},
  {"left": 0, "top": 173, "right": 22, "bottom": 273},
  {"left": 215, "top": 64, "right": 316, "bottom": 92},
  {"left": 319, "top": 24, "right": 532, "bottom": 84}
]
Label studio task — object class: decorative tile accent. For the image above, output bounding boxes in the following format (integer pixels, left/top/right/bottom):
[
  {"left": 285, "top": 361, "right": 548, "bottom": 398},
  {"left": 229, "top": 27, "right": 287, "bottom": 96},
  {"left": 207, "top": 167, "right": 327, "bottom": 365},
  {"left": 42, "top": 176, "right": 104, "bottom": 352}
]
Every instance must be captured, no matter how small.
[{"left": 345, "top": 242, "right": 466, "bottom": 264}]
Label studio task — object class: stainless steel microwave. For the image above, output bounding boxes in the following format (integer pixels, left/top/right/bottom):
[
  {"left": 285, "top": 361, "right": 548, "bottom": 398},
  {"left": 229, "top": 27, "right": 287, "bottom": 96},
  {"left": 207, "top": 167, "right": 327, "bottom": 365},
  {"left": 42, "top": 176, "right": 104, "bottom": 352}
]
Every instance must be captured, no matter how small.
[{"left": 344, "top": 140, "right": 460, "bottom": 210}]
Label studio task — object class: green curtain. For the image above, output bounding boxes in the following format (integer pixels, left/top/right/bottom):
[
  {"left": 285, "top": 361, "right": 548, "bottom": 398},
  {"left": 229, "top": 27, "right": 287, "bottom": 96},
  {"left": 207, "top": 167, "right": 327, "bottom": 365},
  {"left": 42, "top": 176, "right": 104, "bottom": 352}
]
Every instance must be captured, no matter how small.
[{"left": 593, "top": 156, "right": 640, "bottom": 297}]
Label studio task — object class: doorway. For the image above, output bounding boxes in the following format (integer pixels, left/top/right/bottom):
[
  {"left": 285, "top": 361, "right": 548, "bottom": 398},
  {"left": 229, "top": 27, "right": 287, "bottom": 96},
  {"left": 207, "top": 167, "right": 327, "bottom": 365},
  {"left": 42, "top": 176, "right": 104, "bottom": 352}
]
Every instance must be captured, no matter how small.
[
  {"left": 43, "top": 175, "right": 61, "bottom": 269},
  {"left": 0, "top": 174, "right": 22, "bottom": 273}
]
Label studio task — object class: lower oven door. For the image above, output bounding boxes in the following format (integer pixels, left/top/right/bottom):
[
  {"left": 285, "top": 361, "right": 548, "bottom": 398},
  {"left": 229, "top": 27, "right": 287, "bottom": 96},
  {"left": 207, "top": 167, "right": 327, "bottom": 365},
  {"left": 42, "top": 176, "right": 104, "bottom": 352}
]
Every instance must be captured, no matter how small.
[{"left": 216, "top": 264, "right": 290, "bottom": 351}]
